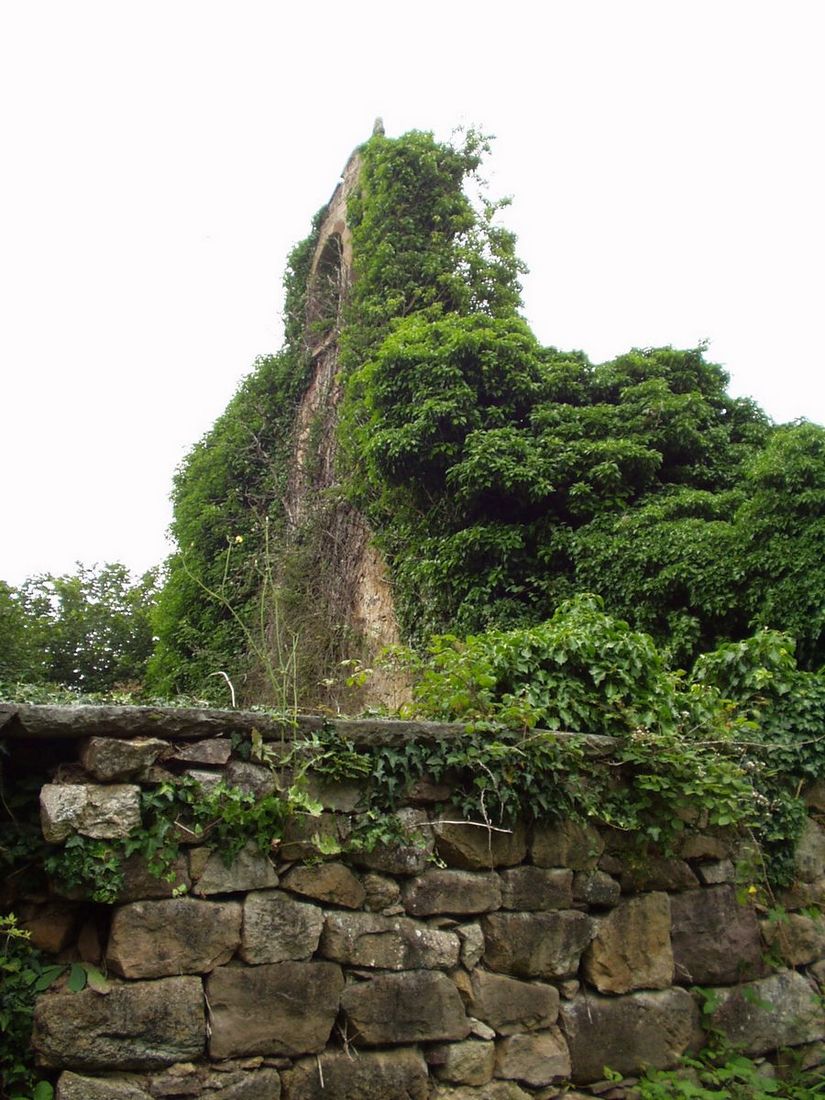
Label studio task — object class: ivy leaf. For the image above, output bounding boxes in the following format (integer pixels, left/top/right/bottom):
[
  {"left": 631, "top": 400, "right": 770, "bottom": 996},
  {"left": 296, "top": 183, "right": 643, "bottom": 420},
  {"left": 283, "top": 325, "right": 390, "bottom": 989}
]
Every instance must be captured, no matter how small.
[
  {"left": 32, "top": 965, "right": 64, "bottom": 992},
  {"left": 33, "top": 1083, "right": 55, "bottom": 1100},
  {"left": 84, "top": 965, "right": 110, "bottom": 994},
  {"left": 67, "top": 962, "right": 88, "bottom": 992}
]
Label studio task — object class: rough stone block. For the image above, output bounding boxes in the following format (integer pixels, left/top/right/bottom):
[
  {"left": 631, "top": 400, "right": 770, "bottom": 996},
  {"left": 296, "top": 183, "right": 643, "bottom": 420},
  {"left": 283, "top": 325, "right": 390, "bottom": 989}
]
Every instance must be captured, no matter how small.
[
  {"left": 224, "top": 760, "right": 278, "bottom": 799},
  {"left": 56, "top": 1073, "right": 153, "bottom": 1099},
  {"left": 117, "top": 853, "right": 191, "bottom": 902},
  {"left": 281, "top": 862, "right": 365, "bottom": 909},
  {"left": 573, "top": 870, "right": 621, "bottom": 908},
  {"left": 341, "top": 970, "right": 470, "bottom": 1045},
  {"left": 679, "top": 834, "right": 730, "bottom": 861},
  {"left": 403, "top": 869, "right": 502, "bottom": 916},
  {"left": 107, "top": 897, "right": 241, "bottom": 978},
  {"left": 18, "top": 900, "right": 81, "bottom": 953},
  {"left": 41, "top": 783, "right": 141, "bottom": 842},
  {"left": 583, "top": 892, "right": 673, "bottom": 994},
  {"left": 709, "top": 970, "right": 825, "bottom": 1055},
  {"left": 190, "top": 841, "right": 278, "bottom": 895},
  {"left": 482, "top": 910, "right": 593, "bottom": 979},
  {"left": 430, "top": 1039, "right": 495, "bottom": 1085},
  {"left": 430, "top": 1083, "right": 531, "bottom": 1100},
  {"left": 278, "top": 812, "right": 349, "bottom": 862},
  {"left": 303, "top": 775, "right": 363, "bottom": 812},
  {"left": 434, "top": 816, "right": 526, "bottom": 870},
  {"left": 498, "top": 867, "right": 573, "bottom": 911},
  {"left": 457, "top": 921, "right": 485, "bottom": 968},
  {"left": 281, "top": 1048, "right": 428, "bottom": 1099},
  {"left": 80, "top": 737, "right": 168, "bottom": 781},
  {"left": 670, "top": 884, "right": 765, "bottom": 985},
  {"left": 320, "top": 910, "right": 460, "bottom": 970},
  {"left": 350, "top": 808, "right": 434, "bottom": 875},
  {"left": 171, "top": 738, "right": 232, "bottom": 765},
  {"left": 531, "top": 820, "right": 603, "bottom": 870},
  {"left": 240, "top": 890, "right": 323, "bottom": 963},
  {"left": 619, "top": 856, "right": 699, "bottom": 893},
  {"left": 453, "top": 969, "right": 559, "bottom": 1035},
  {"left": 763, "top": 912, "right": 825, "bottom": 966},
  {"left": 696, "top": 859, "right": 735, "bottom": 885},
  {"left": 33, "top": 976, "right": 205, "bottom": 1070},
  {"left": 795, "top": 819, "right": 825, "bottom": 883},
  {"left": 362, "top": 872, "right": 401, "bottom": 911},
  {"left": 560, "top": 988, "right": 700, "bottom": 1084},
  {"left": 495, "top": 1028, "right": 571, "bottom": 1086},
  {"left": 206, "top": 961, "right": 344, "bottom": 1058}
]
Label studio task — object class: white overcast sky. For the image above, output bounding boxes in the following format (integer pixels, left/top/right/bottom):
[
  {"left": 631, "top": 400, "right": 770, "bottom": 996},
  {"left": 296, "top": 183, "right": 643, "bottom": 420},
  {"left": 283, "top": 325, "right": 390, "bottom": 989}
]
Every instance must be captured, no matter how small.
[{"left": 1, "top": 1, "right": 823, "bottom": 586}]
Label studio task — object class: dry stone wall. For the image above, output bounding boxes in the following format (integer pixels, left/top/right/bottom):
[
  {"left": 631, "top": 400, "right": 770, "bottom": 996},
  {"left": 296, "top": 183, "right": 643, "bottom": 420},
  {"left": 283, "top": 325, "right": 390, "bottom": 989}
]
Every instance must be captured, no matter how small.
[{"left": 3, "top": 704, "right": 825, "bottom": 1099}]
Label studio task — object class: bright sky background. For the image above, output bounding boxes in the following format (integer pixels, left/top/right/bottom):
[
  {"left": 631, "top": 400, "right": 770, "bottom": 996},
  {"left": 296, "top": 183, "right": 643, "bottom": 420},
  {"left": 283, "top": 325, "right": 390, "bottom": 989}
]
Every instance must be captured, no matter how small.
[{"left": 1, "top": 1, "right": 823, "bottom": 587}]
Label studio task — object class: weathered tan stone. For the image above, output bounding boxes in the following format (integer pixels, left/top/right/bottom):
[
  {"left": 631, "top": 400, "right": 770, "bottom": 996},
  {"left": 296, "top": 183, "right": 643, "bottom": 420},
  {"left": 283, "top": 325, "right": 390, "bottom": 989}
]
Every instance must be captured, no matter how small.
[
  {"left": 320, "top": 910, "right": 460, "bottom": 969},
  {"left": 434, "top": 815, "right": 526, "bottom": 870},
  {"left": 795, "top": 819, "right": 825, "bottom": 883},
  {"left": 190, "top": 842, "right": 278, "bottom": 895},
  {"left": 560, "top": 988, "right": 700, "bottom": 1084},
  {"left": 495, "top": 1029, "right": 571, "bottom": 1086},
  {"left": 403, "top": 869, "right": 502, "bottom": 916},
  {"left": 498, "top": 867, "right": 572, "bottom": 910},
  {"left": 40, "top": 783, "right": 141, "bottom": 842},
  {"left": 430, "top": 1039, "right": 495, "bottom": 1085},
  {"left": 482, "top": 911, "right": 592, "bottom": 979},
  {"left": 351, "top": 808, "right": 434, "bottom": 875},
  {"left": 281, "top": 1048, "right": 428, "bottom": 1100},
  {"left": 207, "top": 961, "right": 344, "bottom": 1058},
  {"left": 709, "top": 970, "right": 825, "bottom": 1055},
  {"left": 341, "top": 970, "right": 470, "bottom": 1044},
  {"left": 457, "top": 921, "right": 485, "bottom": 967},
  {"left": 33, "top": 976, "right": 205, "bottom": 1070},
  {"left": 573, "top": 870, "right": 621, "bottom": 907},
  {"left": 278, "top": 812, "right": 349, "bottom": 862},
  {"left": 224, "top": 760, "right": 278, "bottom": 799},
  {"left": 80, "top": 737, "right": 168, "bottom": 780},
  {"left": 619, "top": 857, "right": 699, "bottom": 893},
  {"left": 18, "top": 900, "right": 81, "bottom": 953},
  {"left": 281, "top": 862, "right": 365, "bottom": 909},
  {"left": 454, "top": 969, "right": 559, "bottom": 1035},
  {"left": 670, "top": 885, "right": 765, "bottom": 985},
  {"left": 117, "top": 853, "right": 191, "bottom": 902},
  {"left": 362, "top": 872, "right": 401, "bottom": 910},
  {"left": 583, "top": 893, "right": 673, "bottom": 994},
  {"left": 762, "top": 912, "right": 825, "bottom": 966},
  {"left": 696, "top": 859, "right": 735, "bottom": 885},
  {"left": 776, "top": 876, "right": 825, "bottom": 911},
  {"left": 407, "top": 774, "right": 453, "bottom": 804},
  {"left": 107, "top": 897, "right": 242, "bottom": 978},
  {"left": 680, "top": 834, "right": 730, "bottom": 861},
  {"left": 531, "top": 820, "right": 603, "bottom": 870},
  {"left": 56, "top": 1072, "right": 153, "bottom": 1099},
  {"left": 303, "top": 775, "right": 363, "bottom": 812},
  {"left": 805, "top": 781, "right": 825, "bottom": 813},
  {"left": 240, "top": 890, "right": 323, "bottom": 963},
  {"left": 171, "top": 738, "right": 232, "bottom": 765},
  {"left": 145, "top": 1062, "right": 283, "bottom": 1099},
  {"left": 430, "top": 1083, "right": 531, "bottom": 1100}
]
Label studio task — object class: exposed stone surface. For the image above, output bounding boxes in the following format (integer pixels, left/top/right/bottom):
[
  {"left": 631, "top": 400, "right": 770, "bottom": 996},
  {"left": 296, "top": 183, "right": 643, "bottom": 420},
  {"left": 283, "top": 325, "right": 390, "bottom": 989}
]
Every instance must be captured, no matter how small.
[
  {"left": 498, "top": 867, "right": 572, "bottom": 911},
  {"left": 56, "top": 1073, "right": 153, "bottom": 1099},
  {"left": 107, "top": 898, "right": 242, "bottom": 978},
  {"left": 776, "top": 876, "right": 825, "bottom": 911},
  {"left": 795, "top": 819, "right": 825, "bottom": 882},
  {"left": 495, "top": 1029, "right": 571, "bottom": 1085},
  {"left": 805, "top": 781, "right": 825, "bottom": 813},
  {"left": 482, "top": 911, "right": 593, "bottom": 979},
  {"left": 434, "top": 816, "right": 526, "bottom": 870},
  {"left": 457, "top": 922, "right": 485, "bottom": 968},
  {"left": 763, "top": 912, "right": 825, "bottom": 966},
  {"left": 453, "top": 969, "right": 559, "bottom": 1035},
  {"left": 240, "top": 890, "right": 324, "bottom": 963},
  {"left": 407, "top": 774, "right": 453, "bottom": 804},
  {"left": 362, "top": 872, "right": 401, "bottom": 910},
  {"left": 206, "top": 962, "right": 344, "bottom": 1058},
  {"left": 350, "top": 808, "right": 434, "bottom": 875},
  {"left": 619, "top": 857, "right": 699, "bottom": 893},
  {"left": 224, "top": 760, "right": 278, "bottom": 799},
  {"left": 33, "top": 977, "right": 205, "bottom": 1070},
  {"left": 117, "top": 853, "right": 191, "bottom": 902},
  {"left": 80, "top": 737, "right": 168, "bottom": 781},
  {"left": 340, "top": 971, "right": 470, "bottom": 1044},
  {"left": 431, "top": 1083, "right": 531, "bottom": 1100},
  {"left": 680, "top": 834, "right": 730, "bottom": 861},
  {"left": 172, "top": 738, "right": 233, "bottom": 765},
  {"left": 583, "top": 893, "right": 673, "bottom": 994},
  {"left": 40, "top": 783, "right": 141, "bottom": 841},
  {"left": 18, "top": 900, "right": 81, "bottom": 953},
  {"left": 709, "top": 970, "right": 825, "bottom": 1054},
  {"left": 281, "top": 862, "right": 365, "bottom": 909},
  {"left": 320, "top": 910, "right": 460, "bottom": 969},
  {"left": 670, "top": 885, "right": 765, "bottom": 985},
  {"left": 560, "top": 988, "right": 700, "bottom": 1083},
  {"left": 696, "top": 859, "right": 735, "bottom": 885},
  {"left": 282, "top": 1048, "right": 428, "bottom": 1099},
  {"left": 531, "top": 820, "right": 603, "bottom": 870},
  {"left": 573, "top": 870, "right": 621, "bottom": 908},
  {"left": 403, "top": 869, "right": 502, "bottom": 916},
  {"left": 190, "top": 842, "right": 278, "bottom": 895},
  {"left": 278, "top": 812, "right": 350, "bottom": 862},
  {"left": 303, "top": 775, "right": 363, "bottom": 812},
  {"left": 429, "top": 1039, "right": 495, "bottom": 1085}
]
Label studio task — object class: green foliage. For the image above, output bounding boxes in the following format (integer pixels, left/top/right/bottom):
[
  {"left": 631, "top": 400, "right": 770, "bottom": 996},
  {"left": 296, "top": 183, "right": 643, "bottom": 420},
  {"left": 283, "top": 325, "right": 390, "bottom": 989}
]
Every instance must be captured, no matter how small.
[
  {"left": 638, "top": 1049, "right": 825, "bottom": 1098},
  {"left": 0, "top": 915, "right": 57, "bottom": 1099},
  {"left": 0, "top": 563, "right": 158, "bottom": 695}
]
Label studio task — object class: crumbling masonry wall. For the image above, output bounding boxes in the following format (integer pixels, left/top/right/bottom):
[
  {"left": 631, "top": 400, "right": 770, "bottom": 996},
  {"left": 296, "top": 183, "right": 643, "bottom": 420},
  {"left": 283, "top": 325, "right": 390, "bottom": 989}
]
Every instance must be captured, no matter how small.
[{"left": 3, "top": 703, "right": 825, "bottom": 1099}]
